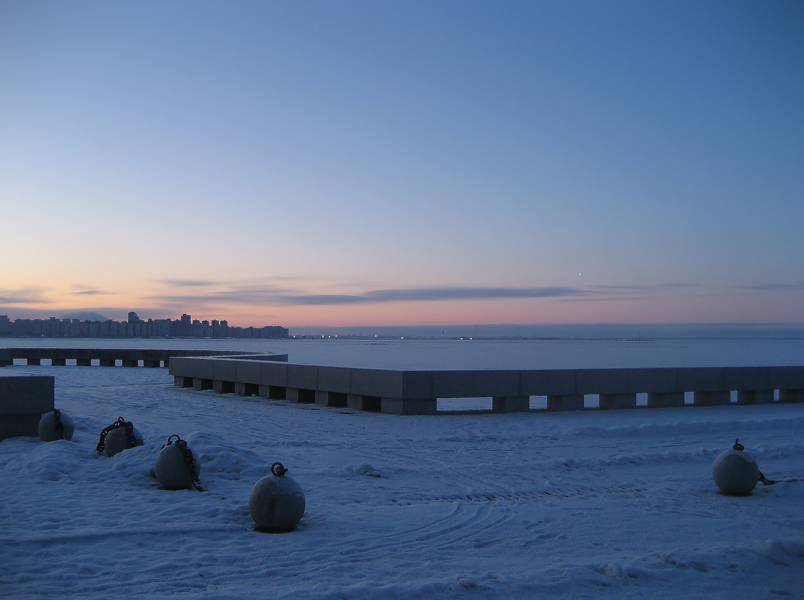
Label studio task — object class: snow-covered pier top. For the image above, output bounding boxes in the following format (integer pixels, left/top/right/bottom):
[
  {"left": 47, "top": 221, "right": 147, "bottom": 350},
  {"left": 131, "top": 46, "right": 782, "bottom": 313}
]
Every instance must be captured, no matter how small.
[
  {"left": 169, "top": 357, "right": 804, "bottom": 414},
  {"left": 0, "top": 347, "right": 288, "bottom": 368}
]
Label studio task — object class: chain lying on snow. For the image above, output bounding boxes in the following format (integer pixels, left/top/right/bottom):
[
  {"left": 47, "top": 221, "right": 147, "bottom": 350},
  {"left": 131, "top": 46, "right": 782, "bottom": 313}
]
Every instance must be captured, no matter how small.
[
  {"left": 758, "top": 472, "right": 777, "bottom": 485},
  {"left": 734, "top": 439, "right": 800, "bottom": 486},
  {"left": 53, "top": 409, "right": 64, "bottom": 440},
  {"left": 96, "top": 417, "right": 136, "bottom": 454},
  {"left": 162, "top": 434, "right": 204, "bottom": 491}
]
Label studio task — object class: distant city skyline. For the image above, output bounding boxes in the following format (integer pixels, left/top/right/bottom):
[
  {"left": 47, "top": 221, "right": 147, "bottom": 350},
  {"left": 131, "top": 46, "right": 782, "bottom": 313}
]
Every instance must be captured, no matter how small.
[
  {"left": 1, "top": 2, "right": 802, "bottom": 328},
  {"left": 0, "top": 311, "right": 288, "bottom": 339}
]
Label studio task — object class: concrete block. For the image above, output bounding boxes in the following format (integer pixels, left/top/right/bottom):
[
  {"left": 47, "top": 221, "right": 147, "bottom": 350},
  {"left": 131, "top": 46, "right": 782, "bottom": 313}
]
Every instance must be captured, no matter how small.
[
  {"left": 258, "top": 385, "right": 286, "bottom": 400},
  {"left": 381, "top": 397, "right": 437, "bottom": 415},
  {"left": 235, "top": 360, "right": 261, "bottom": 384},
  {"left": 492, "top": 396, "right": 529, "bottom": 413},
  {"left": 432, "top": 370, "right": 519, "bottom": 398},
  {"left": 317, "top": 367, "right": 351, "bottom": 394},
  {"left": 628, "top": 368, "right": 678, "bottom": 393},
  {"left": 168, "top": 357, "right": 194, "bottom": 378},
  {"left": 72, "top": 349, "right": 93, "bottom": 363},
  {"left": 0, "top": 415, "right": 41, "bottom": 439},
  {"left": 350, "top": 369, "right": 404, "bottom": 398},
  {"left": 736, "top": 390, "right": 774, "bottom": 405},
  {"left": 599, "top": 393, "right": 637, "bottom": 410},
  {"left": 260, "top": 362, "right": 288, "bottom": 387},
  {"left": 725, "top": 367, "right": 770, "bottom": 391},
  {"left": 236, "top": 382, "right": 260, "bottom": 397},
  {"left": 286, "top": 388, "right": 315, "bottom": 403},
  {"left": 288, "top": 365, "right": 317, "bottom": 390},
  {"left": 0, "top": 376, "right": 55, "bottom": 415},
  {"left": 780, "top": 389, "right": 804, "bottom": 403},
  {"left": 213, "top": 359, "right": 237, "bottom": 382},
  {"left": 350, "top": 369, "right": 434, "bottom": 399},
  {"left": 315, "top": 391, "right": 347, "bottom": 407},
  {"left": 193, "top": 378, "right": 213, "bottom": 391},
  {"left": 194, "top": 358, "right": 216, "bottom": 378},
  {"left": 693, "top": 391, "right": 730, "bottom": 406},
  {"left": 400, "top": 372, "right": 434, "bottom": 399},
  {"left": 576, "top": 369, "right": 629, "bottom": 395},
  {"left": 521, "top": 370, "right": 575, "bottom": 396},
  {"left": 769, "top": 367, "right": 804, "bottom": 390},
  {"left": 647, "top": 392, "right": 685, "bottom": 408},
  {"left": 679, "top": 368, "right": 725, "bottom": 392},
  {"left": 546, "top": 394, "right": 584, "bottom": 411},
  {"left": 0, "top": 376, "right": 55, "bottom": 439},
  {"left": 214, "top": 380, "right": 236, "bottom": 394},
  {"left": 347, "top": 394, "right": 381, "bottom": 411}
]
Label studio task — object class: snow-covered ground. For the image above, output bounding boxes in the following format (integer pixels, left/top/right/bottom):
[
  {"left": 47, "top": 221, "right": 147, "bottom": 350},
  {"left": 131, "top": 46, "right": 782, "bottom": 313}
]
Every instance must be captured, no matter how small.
[{"left": 2, "top": 340, "right": 804, "bottom": 599}]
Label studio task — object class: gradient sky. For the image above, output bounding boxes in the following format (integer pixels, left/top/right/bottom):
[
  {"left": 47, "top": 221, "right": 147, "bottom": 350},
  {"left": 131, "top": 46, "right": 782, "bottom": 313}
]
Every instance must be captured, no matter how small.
[{"left": 1, "top": 1, "right": 802, "bottom": 328}]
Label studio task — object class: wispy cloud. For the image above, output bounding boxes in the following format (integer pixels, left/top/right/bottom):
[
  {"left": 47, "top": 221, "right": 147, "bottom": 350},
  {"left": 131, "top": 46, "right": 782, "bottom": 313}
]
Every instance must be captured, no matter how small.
[
  {"left": 735, "top": 282, "right": 804, "bottom": 292},
  {"left": 72, "top": 290, "right": 117, "bottom": 296},
  {"left": 283, "top": 286, "right": 588, "bottom": 305},
  {"left": 148, "top": 285, "right": 588, "bottom": 307},
  {"left": 153, "top": 279, "right": 221, "bottom": 287},
  {"left": 145, "top": 281, "right": 713, "bottom": 309},
  {"left": 0, "top": 287, "right": 50, "bottom": 305},
  {"left": 592, "top": 283, "right": 700, "bottom": 292}
]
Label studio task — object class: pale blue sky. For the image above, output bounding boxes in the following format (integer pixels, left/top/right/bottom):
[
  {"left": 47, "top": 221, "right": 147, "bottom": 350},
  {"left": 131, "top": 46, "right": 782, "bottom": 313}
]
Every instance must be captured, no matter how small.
[{"left": 1, "top": 1, "right": 802, "bottom": 327}]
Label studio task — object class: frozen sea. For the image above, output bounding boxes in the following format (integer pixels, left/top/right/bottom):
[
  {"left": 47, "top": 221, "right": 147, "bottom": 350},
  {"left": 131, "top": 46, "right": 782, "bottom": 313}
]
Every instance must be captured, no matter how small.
[
  {"left": 1, "top": 337, "right": 803, "bottom": 599},
  {"left": 4, "top": 334, "right": 804, "bottom": 369}
]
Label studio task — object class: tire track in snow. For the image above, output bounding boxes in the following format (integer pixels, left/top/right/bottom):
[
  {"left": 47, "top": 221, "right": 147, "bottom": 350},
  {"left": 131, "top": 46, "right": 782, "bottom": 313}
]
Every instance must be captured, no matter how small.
[{"left": 386, "top": 484, "right": 648, "bottom": 506}]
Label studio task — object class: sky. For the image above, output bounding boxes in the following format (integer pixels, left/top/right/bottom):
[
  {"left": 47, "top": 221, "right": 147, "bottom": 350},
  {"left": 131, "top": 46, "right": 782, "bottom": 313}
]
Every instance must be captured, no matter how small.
[{"left": 1, "top": 1, "right": 803, "bottom": 328}]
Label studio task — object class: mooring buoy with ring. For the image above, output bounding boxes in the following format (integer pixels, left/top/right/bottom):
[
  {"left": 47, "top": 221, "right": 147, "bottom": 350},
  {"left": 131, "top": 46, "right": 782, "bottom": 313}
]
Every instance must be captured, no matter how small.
[{"left": 249, "top": 462, "right": 306, "bottom": 532}]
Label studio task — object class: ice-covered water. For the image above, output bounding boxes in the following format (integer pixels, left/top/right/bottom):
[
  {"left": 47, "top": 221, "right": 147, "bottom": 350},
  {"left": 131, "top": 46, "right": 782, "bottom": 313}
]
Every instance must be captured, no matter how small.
[{"left": 4, "top": 336, "right": 804, "bottom": 369}]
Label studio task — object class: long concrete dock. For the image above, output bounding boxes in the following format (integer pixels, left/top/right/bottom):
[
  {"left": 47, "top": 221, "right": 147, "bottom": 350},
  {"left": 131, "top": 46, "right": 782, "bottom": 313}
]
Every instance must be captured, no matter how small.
[
  {"left": 0, "top": 348, "right": 288, "bottom": 368},
  {"left": 169, "top": 357, "right": 804, "bottom": 414}
]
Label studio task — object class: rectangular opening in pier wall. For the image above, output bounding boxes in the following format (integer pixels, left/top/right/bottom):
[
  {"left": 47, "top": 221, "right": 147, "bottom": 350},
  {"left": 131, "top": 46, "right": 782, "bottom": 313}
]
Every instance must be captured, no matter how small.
[
  {"left": 529, "top": 396, "right": 548, "bottom": 410},
  {"left": 437, "top": 397, "right": 493, "bottom": 412}
]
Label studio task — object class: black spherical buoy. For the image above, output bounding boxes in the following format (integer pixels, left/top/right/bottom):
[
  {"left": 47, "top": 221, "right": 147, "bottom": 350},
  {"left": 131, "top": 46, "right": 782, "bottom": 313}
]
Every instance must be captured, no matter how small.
[
  {"left": 713, "top": 439, "right": 760, "bottom": 496},
  {"left": 249, "top": 462, "right": 306, "bottom": 532},
  {"left": 155, "top": 435, "right": 201, "bottom": 490},
  {"left": 38, "top": 409, "right": 75, "bottom": 442},
  {"left": 96, "top": 417, "right": 143, "bottom": 457}
]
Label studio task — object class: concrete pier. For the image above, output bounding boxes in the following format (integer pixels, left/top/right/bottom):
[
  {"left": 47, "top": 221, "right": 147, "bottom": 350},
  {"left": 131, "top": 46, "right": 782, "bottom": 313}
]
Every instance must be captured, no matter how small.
[
  {"left": 168, "top": 359, "right": 804, "bottom": 415},
  {"left": 0, "top": 348, "right": 287, "bottom": 369}
]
